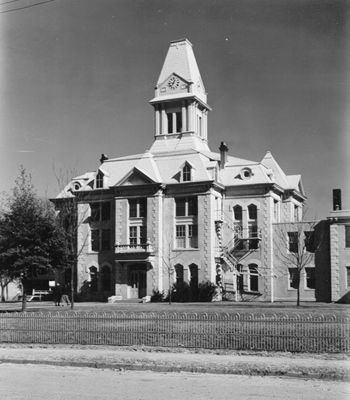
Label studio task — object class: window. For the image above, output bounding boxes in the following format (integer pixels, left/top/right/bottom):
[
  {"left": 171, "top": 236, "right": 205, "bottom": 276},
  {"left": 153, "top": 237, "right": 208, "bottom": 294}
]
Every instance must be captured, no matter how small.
[
  {"left": 175, "top": 197, "right": 197, "bottom": 216},
  {"left": 129, "top": 226, "right": 147, "bottom": 246},
  {"left": 248, "top": 264, "right": 259, "bottom": 292},
  {"left": 96, "top": 172, "right": 104, "bottom": 189},
  {"left": 91, "top": 229, "right": 111, "bottom": 252},
  {"left": 129, "top": 198, "right": 147, "bottom": 218},
  {"left": 129, "top": 226, "right": 137, "bottom": 246},
  {"left": 175, "top": 225, "right": 198, "bottom": 249},
  {"left": 176, "top": 112, "right": 182, "bottom": 132},
  {"left": 233, "top": 205, "right": 242, "bottom": 221},
  {"left": 91, "top": 229, "right": 100, "bottom": 252},
  {"left": 248, "top": 204, "right": 257, "bottom": 220},
  {"left": 288, "top": 268, "right": 299, "bottom": 289},
  {"left": 101, "top": 229, "right": 111, "bottom": 251},
  {"left": 233, "top": 205, "right": 243, "bottom": 250},
  {"left": 189, "top": 264, "right": 198, "bottom": 290},
  {"left": 101, "top": 265, "right": 111, "bottom": 291},
  {"left": 176, "top": 225, "right": 186, "bottom": 248},
  {"left": 90, "top": 202, "right": 111, "bottom": 222},
  {"left": 288, "top": 232, "right": 299, "bottom": 253},
  {"left": 167, "top": 112, "right": 173, "bottom": 133},
  {"left": 248, "top": 204, "right": 258, "bottom": 250},
  {"left": 182, "top": 164, "right": 192, "bottom": 182},
  {"left": 305, "top": 267, "right": 315, "bottom": 289},
  {"left": 346, "top": 226, "right": 350, "bottom": 248},
  {"left": 175, "top": 264, "right": 184, "bottom": 284},
  {"left": 90, "top": 204, "right": 100, "bottom": 222},
  {"left": 101, "top": 202, "right": 111, "bottom": 221},
  {"left": 89, "top": 266, "right": 98, "bottom": 292},
  {"left": 188, "top": 224, "right": 198, "bottom": 248},
  {"left": 304, "top": 231, "right": 315, "bottom": 252},
  {"left": 347, "top": 267, "right": 350, "bottom": 288}
]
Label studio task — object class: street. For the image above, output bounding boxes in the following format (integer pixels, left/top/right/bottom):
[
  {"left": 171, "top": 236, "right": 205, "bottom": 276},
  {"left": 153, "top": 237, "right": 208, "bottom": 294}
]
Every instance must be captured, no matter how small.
[{"left": 0, "top": 364, "right": 348, "bottom": 400}]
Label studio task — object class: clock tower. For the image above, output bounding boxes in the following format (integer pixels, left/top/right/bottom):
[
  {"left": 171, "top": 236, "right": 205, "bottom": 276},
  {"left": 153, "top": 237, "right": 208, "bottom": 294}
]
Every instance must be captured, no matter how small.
[{"left": 149, "top": 39, "right": 211, "bottom": 153}]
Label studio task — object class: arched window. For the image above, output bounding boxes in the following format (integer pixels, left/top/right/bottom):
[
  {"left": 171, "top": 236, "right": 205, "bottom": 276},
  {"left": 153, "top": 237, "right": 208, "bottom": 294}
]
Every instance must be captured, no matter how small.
[
  {"left": 233, "top": 205, "right": 243, "bottom": 249},
  {"left": 101, "top": 265, "right": 111, "bottom": 291},
  {"left": 175, "top": 264, "right": 184, "bottom": 284},
  {"left": 89, "top": 266, "right": 98, "bottom": 292},
  {"left": 248, "top": 204, "right": 258, "bottom": 249},
  {"left": 189, "top": 264, "right": 198, "bottom": 290},
  {"left": 233, "top": 205, "right": 243, "bottom": 222},
  {"left": 248, "top": 264, "right": 259, "bottom": 292},
  {"left": 237, "top": 264, "right": 244, "bottom": 292}
]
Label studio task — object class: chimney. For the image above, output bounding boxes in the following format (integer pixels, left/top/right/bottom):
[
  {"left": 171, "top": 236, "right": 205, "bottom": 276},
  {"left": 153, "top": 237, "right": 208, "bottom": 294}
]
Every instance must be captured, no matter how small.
[
  {"left": 219, "top": 142, "right": 228, "bottom": 169},
  {"left": 100, "top": 154, "right": 108, "bottom": 164},
  {"left": 333, "top": 189, "right": 342, "bottom": 211}
]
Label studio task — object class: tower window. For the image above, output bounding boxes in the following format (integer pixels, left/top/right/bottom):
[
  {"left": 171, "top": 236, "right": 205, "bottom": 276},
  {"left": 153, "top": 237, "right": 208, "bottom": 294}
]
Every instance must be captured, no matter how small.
[
  {"left": 176, "top": 112, "right": 182, "bottom": 132},
  {"left": 167, "top": 113, "right": 173, "bottom": 133}
]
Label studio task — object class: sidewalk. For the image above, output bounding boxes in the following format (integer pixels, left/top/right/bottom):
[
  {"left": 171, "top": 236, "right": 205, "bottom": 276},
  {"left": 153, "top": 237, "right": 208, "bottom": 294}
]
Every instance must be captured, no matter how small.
[{"left": 0, "top": 344, "right": 348, "bottom": 381}]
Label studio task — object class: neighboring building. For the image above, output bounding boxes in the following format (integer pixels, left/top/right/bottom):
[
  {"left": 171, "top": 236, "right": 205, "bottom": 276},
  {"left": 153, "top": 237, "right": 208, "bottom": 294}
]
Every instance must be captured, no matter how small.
[
  {"left": 328, "top": 209, "right": 350, "bottom": 302},
  {"left": 53, "top": 39, "right": 345, "bottom": 303}
]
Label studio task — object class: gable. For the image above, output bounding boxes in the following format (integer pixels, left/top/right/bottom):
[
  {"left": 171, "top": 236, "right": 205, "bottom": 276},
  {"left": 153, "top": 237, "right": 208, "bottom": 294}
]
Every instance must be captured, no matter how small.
[
  {"left": 115, "top": 167, "right": 156, "bottom": 186},
  {"left": 158, "top": 73, "right": 189, "bottom": 97}
]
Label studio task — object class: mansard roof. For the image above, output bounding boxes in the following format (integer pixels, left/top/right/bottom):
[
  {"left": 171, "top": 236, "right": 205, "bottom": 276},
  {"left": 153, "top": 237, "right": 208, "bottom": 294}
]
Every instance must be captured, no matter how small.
[{"left": 55, "top": 147, "right": 304, "bottom": 198}]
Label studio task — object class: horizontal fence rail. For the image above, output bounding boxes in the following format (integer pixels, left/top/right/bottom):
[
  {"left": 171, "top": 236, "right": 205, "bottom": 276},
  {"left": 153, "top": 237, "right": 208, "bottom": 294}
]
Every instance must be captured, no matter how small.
[{"left": 0, "top": 311, "right": 349, "bottom": 353}]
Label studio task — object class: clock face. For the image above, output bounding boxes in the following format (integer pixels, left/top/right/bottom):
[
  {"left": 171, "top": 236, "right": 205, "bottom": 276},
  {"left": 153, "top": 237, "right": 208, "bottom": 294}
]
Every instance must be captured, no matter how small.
[{"left": 167, "top": 77, "right": 180, "bottom": 90}]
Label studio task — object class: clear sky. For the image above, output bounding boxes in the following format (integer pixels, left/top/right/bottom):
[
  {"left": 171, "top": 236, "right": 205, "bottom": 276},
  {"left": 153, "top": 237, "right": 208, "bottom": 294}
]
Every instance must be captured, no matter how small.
[{"left": 0, "top": 0, "right": 348, "bottom": 217}]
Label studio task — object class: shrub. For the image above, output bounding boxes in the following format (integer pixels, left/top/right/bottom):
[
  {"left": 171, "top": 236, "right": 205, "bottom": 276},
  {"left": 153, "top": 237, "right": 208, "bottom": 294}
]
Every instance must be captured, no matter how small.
[
  {"left": 197, "top": 281, "right": 217, "bottom": 302},
  {"left": 166, "top": 282, "right": 192, "bottom": 302},
  {"left": 150, "top": 289, "right": 164, "bottom": 302}
]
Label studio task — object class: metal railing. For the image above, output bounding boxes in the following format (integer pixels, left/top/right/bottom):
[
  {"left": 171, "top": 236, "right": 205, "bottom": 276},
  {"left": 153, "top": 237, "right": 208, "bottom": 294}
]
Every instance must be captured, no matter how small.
[{"left": 0, "top": 311, "right": 348, "bottom": 353}]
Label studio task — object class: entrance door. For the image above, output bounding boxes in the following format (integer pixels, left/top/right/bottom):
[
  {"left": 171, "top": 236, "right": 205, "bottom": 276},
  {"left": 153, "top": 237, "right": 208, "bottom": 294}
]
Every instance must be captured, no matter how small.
[{"left": 127, "top": 265, "right": 147, "bottom": 298}]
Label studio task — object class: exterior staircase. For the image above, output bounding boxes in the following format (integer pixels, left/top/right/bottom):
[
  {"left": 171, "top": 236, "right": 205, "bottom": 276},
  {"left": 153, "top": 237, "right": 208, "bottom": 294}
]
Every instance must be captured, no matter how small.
[{"left": 215, "top": 210, "right": 261, "bottom": 301}]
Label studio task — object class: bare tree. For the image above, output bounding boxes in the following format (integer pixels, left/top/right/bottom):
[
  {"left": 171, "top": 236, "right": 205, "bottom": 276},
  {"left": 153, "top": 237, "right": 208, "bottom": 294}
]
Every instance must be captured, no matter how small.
[
  {"left": 52, "top": 169, "right": 90, "bottom": 309},
  {"left": 273, "top": 217, "right": 322, "bottom": 306},
  {"left": 161, "top": 241, "right": 183, "bottom": 305}
]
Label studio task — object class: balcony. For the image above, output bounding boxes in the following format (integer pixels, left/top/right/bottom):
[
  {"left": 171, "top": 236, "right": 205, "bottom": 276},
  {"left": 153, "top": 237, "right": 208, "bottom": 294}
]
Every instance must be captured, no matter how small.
[{"left": 115, "top": 242, "right": 154, "bottom": 261}]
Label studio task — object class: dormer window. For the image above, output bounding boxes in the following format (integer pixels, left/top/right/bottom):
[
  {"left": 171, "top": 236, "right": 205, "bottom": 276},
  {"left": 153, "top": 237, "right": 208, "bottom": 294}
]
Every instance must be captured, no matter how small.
[
  {"left": 182, "top": 163, "right": 192, "bottom": 182},
  {"left": 72, "top": 182, "right": 81, "bottom": 191},
  {"left": 240, "top": 167, "right": 253, "bottom": 180},
  {"left": 96, "top": 171, "right": 104, "bottom": 189}
]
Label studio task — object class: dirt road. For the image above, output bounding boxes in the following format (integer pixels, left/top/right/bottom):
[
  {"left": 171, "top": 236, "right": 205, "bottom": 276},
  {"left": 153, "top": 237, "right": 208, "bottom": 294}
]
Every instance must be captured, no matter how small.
[{"left": 0, "top": 363, "right": 348, "bottom": 400}]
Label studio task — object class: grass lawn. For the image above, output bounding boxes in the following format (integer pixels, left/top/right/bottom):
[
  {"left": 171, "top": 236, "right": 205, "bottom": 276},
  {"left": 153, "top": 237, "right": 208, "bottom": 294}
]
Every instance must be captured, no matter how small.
[
  {"left": 0, "top": 300, "right": 348, "bottom": 316},
  {"left": 0, "top": 301, "right": 348, "bottom": 353}
]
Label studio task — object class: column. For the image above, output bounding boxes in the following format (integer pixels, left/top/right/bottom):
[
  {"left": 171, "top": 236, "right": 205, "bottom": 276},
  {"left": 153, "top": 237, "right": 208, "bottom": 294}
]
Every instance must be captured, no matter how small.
[
  {"left": 188, "top": 101, "right": 194, "bottom": 131},
  {"left": 181, "top": 101, "right": 187, "bottom": 132},
  {"left": 172, "top": 112, "right": 176, "bottom": 133},
  {"left": 155, "top": 105, "right": 160, "bottom": 136},
  {"left": 161, "top": 105, "right": 167, "bottom": 135}
]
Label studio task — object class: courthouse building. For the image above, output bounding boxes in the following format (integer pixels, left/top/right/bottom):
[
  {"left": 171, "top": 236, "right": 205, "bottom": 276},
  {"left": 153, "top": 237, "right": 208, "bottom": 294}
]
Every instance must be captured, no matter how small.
[{"left": 53, "top": 39, "right": 347, "bottom": 303}]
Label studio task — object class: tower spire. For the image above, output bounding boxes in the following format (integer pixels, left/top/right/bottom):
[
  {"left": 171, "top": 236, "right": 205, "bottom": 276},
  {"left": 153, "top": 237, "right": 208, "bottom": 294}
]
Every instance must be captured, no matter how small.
[{"left": 149, "top": 39, "right": 211, "bottom": 153}]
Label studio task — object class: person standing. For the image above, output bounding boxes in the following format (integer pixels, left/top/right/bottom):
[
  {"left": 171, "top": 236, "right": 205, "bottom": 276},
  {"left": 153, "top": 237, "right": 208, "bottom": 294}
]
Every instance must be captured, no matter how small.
[
  {"left": 60, "top": 285, "right": 71, "bottom": 306},
  {"left": 52, "top": 283, "right": 62, "bottom": 306}
]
